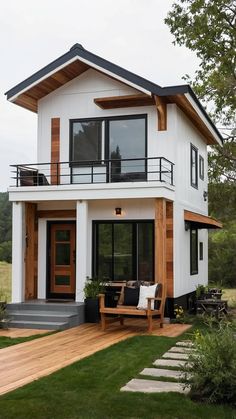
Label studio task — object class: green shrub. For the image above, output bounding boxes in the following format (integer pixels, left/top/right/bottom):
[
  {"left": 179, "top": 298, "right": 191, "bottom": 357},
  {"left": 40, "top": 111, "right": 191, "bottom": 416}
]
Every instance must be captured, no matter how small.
[
  {"left": 0, "top": 241, "right": 12, "bottom": 263},
  {"left": 183, "top": 324, "right": 236, "bottom": 406}
]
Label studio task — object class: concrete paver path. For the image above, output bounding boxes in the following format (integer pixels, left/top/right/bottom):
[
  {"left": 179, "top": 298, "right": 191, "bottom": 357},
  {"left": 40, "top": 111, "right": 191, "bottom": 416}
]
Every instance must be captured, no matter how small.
[
  {"left": 140, "top": 367, "right": 185, "bottom": 379},
  {"left": 121, "top": 378, "right": 189, "bottom": 394},
  {"left": 153, "top": 358, "right": 190, "bottom": 368},
  {"left": 162, "top": 352, "right": 190, "bottom": 360}
]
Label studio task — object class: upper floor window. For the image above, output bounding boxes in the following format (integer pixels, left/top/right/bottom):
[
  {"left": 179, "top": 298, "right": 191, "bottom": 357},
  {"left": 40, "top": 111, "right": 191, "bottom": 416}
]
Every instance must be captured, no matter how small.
[
  {"left": 199, "top": 155, "right": 204, "bottom": 180},
  {"left": 70, "top": 115, "right": 147, "bottom": 182},
  {"left": 71, "top": 120, "right": 103, "bottom": 162},
  {"left": 190, "top": 144, "right": 198, "bottom": 189}
]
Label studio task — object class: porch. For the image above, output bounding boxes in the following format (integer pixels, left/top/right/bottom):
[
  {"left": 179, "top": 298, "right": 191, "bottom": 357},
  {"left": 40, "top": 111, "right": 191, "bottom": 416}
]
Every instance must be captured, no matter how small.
[{"left": 11, "top": 198, "right": 174, "bottom": 312}]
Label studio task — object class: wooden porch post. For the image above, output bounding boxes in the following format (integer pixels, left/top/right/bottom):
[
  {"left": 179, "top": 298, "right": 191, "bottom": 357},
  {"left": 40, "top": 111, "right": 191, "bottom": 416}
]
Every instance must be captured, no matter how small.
[
  {"left": 155, "top": 199, "right": 174, "bottom": 299},
  {"left": 166, "top": 201, "right": 174, "bottom": 298},
  {"left": 25, "top": 203, "right": 38, "bottom": 300},
  {"left": 155, "top": 198, "right": 167, "bottom": 295}
]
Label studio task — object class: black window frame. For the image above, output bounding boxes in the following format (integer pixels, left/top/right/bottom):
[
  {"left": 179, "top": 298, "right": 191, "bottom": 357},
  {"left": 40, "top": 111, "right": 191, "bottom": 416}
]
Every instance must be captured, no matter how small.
[
  {"left": 92, "top": 219, "right": 154, "bottom": 282},
  {"left": 190, "top": 227, "right": 198, "bottom": 275},
  {"left": 69, "top": 114, "right": 148, "bottom": 166},
  {"left": 199, "top": 155, "right": 204, "bottom": 180},
  {"left": 190, "top": 144, "right": 198, "bottom": 189},
  {"left": 199, "top": 241, "right": 203, "bottom": 260}
]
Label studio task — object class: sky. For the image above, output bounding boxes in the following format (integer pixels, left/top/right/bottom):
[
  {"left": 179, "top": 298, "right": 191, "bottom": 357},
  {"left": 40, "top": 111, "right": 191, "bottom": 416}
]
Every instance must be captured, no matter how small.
[{"left": 0, "top": 0, "right": 200, "bottom": 191}]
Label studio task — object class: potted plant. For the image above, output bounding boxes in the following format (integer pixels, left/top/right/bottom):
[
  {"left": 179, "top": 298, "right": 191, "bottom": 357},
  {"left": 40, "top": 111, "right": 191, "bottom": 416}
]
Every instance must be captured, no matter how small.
[{"left": 84, "top": 277, "right": 105, "bottom": 323}]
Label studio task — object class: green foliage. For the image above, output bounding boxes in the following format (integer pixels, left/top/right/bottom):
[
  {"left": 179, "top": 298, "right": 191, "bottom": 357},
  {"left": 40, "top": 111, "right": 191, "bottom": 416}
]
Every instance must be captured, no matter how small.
[
  {"left": 208, "top": 183, "right": 236, "bottom": 222},
  {"left": 0, "top": 192, "right": 12, "bottom": 263},
  {"left": 208, "top": 183, "right": 236, "bottom": 288},
  {"left": 195, "top": 284, "right": 207, "bottom": 299},
  {"left": 165, "top": 0, "right": 236, "bottom": 123},
  {"left": 183, "top": 324, "right": 236, "bottom": 406},
  {"left": 165, "top": 0, "right": 236, "bottom": 183},
  {"left": 0, "top": 241, "right": 12, "bottom": 263},
  {"left": 209, "top": 223, "right": 236, "bottom": 287},
  {"left": 0, "top": 302, "right": 9, "bottom": 329},
  {"left": 83, "top": 277, "right": 105, "bottom": 299}
]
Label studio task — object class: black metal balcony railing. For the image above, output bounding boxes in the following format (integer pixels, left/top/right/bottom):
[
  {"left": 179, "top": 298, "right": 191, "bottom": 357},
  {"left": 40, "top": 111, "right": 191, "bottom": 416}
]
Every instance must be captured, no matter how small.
[{"left": 10, "top": 157, "right": 174, "bottom": 187}]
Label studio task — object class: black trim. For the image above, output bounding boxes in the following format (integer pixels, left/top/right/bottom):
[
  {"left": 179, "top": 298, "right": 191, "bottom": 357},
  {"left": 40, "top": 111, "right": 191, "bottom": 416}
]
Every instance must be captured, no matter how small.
[
  {"left": 92, "top": 220, "right": 154, "bottom": 282},
  {"left": 4, "top": 44, "right": 223, "bottom": 145},
  {"left": 47, "top": 220, "right": 76, "bottom": 300},
  {"left": 190, "top": 143, "right": 198, "bottom": 189},
  {"left": 199, "top": 242, "right": 203, "bottom": 260},
  {"left": 190, "top": 227, "right": 198, "bottom": 275},
  {"left": 199, "top": 155, "right": 204, "bottom": 180}
]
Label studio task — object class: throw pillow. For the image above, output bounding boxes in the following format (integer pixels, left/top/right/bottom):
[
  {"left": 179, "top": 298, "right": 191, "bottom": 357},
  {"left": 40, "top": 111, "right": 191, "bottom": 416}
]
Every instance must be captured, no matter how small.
[
  {"left": 123, "top": 287, "right": 140, "bottom": 306},
  {"left": 137, "top": 284, "right": 157, "bottom": 310}
]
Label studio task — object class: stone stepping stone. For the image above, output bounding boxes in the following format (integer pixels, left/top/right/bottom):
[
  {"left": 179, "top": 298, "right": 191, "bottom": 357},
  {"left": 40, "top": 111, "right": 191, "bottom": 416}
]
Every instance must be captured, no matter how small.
[
  {"left": 121, "top": 378, "right": 189, "bottom": 394},
  {"left": 168, "top": 346, "right": 194, "bottom": 353},
  {"left": 162, "top": 352, "right": 189, "bottom": 360},
  {"left": 140, "top": 367, "right": 185, "bottom": 379},
  {"left": 153, "top": 359, "right": 190, "bottom": 368},
  {"left": 176, "top": 341, "right": 194, "bottom": 348}
]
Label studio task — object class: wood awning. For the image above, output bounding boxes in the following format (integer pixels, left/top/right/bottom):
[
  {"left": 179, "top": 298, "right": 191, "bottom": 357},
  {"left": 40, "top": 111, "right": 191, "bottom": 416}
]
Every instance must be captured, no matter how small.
[{"left": 184, "top": 210, "right": 222, "bottom": 229}]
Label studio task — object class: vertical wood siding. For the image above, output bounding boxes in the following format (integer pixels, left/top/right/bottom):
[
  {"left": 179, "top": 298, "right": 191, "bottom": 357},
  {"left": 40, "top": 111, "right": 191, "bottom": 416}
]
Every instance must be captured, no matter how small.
[{"left": 51, "top": 118, "right": 60, "bottom": 185}]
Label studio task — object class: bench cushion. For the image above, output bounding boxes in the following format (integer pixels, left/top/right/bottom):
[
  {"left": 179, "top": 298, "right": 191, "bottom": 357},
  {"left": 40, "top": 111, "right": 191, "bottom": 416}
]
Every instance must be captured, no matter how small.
[
  {"left": 123, "top": 287, "right": 140, "bottom": 306},
  {"left": 137, "top": 284, "right": 158, "bottom": 310}
]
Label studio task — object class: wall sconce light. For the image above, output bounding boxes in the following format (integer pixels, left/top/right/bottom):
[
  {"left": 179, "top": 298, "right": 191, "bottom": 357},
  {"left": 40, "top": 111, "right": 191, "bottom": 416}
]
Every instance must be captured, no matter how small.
[
  {"left": 115, "top": 207, "right": 122, "bottom": 216},
  {"left": 203, "top": 191, "right": 208, "bottom": 202}
]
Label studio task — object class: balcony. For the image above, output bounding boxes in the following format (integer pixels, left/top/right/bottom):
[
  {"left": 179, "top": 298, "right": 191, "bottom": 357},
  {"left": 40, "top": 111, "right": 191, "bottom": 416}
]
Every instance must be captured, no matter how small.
[{"left": 10, "top": 157, "right": 174, "bottom": 188}]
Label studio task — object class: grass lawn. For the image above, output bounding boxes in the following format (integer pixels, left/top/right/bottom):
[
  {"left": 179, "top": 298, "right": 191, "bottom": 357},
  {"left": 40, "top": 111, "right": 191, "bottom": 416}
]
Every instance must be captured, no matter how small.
[
  {"left": 0, "top": 262, "right": 11, "bottom": 302},
  {"left": 0, "top": 333, "right": 235, "bottom": 419}
]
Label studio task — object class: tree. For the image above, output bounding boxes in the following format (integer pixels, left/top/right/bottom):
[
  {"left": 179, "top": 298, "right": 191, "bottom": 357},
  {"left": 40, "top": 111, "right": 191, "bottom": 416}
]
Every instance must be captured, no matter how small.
[
  {"left": 165, "top": 0, "right": 236, "bottom": 182},
  {"left": 165, "top": 2, "right": 236, "bottom": 287}
]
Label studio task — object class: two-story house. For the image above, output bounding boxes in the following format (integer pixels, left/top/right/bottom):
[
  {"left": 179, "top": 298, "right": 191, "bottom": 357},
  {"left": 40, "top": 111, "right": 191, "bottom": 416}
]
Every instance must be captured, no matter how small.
[{"left": 5, "top": 44, "right": 222, "bottom": 329}]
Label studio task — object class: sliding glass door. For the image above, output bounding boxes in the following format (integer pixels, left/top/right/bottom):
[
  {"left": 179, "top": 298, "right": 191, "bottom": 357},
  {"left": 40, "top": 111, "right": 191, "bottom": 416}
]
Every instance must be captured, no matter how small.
[
  {"left": 108, "top": 117, "right": 146, "bottom": 182},
  {"left": 94, "top": 221, "right": 154, "bottom": 282},
  {"left": 70, "top": 115, "right": 147, "bottom": 183}
]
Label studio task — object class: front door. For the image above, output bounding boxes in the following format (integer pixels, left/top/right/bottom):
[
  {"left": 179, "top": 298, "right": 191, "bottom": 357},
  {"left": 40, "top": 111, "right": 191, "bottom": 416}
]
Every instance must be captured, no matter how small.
[{"left": 48, "top": 222, "right": 76, "bottom": 298}]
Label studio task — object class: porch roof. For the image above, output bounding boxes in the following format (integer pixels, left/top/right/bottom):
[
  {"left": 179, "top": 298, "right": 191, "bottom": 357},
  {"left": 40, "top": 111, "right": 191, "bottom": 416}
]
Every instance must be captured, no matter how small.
[{"left": 184, "top": 210, "right": 223, "bottom": 230}]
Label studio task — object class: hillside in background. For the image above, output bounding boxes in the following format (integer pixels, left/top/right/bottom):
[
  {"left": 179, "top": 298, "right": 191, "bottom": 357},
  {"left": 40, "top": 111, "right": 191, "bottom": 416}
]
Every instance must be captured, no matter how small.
[{"left": 0, "top": 192, "right": 12, "bottom": 263}]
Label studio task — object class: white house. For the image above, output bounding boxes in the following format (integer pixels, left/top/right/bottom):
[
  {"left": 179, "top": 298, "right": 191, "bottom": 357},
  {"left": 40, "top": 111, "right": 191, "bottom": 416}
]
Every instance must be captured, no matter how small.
[{"left": 6, "top": 44, "right": 222, "bottom": 329}]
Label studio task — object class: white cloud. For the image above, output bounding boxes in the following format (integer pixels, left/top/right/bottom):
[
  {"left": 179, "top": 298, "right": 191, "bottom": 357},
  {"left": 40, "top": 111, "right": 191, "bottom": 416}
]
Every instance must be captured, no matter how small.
[{"left": 0, "top": 0, "right": 199, "bottom": 191}]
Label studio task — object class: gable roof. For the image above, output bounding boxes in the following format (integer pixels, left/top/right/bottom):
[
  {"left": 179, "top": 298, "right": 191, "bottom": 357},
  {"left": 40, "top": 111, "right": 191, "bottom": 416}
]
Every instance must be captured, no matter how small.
[{"left": 5, "top": 43, "right": 223, "bottom": 146}]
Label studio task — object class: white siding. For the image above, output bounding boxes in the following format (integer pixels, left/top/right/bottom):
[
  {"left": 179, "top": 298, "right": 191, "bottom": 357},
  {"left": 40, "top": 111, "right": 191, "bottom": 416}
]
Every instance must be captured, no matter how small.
[{"left": 11, "top": 68, "right": 210, "bottom": 301}]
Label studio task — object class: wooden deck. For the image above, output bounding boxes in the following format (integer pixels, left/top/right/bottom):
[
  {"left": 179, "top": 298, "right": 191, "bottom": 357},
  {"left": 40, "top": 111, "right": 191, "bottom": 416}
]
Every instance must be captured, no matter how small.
[
  {"left": 0, "top": 320, "right": 191, "bottom": 396},
  {"left": 0, "top": 328, "right": 51, "bottom": 338}
]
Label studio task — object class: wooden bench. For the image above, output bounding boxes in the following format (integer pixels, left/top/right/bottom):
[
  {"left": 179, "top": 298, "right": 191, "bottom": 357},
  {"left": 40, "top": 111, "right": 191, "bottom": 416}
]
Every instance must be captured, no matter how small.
[{"left": 99, "top": 283, "right": 165, "bottom": 334}]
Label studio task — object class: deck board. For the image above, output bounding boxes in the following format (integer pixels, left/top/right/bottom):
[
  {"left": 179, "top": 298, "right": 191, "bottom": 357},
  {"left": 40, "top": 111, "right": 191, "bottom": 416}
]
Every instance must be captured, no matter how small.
[{"left": 0, "top": 320, "right": 191, "bottom": 396}]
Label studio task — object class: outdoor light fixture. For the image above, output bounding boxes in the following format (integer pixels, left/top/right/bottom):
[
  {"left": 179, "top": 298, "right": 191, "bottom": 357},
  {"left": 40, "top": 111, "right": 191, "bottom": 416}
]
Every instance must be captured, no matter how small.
[
  {"left": 115, "top": 207, "right": 122, "bottom": 216},
  {"left": 203, "top": 190, "right": 208, "bottom": 201}
]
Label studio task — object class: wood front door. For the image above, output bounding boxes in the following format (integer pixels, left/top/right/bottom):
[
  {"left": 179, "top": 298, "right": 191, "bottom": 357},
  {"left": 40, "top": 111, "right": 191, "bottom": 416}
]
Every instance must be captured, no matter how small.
[{"left": 49, "top": 223, "right": 76, "bottom": 298}]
